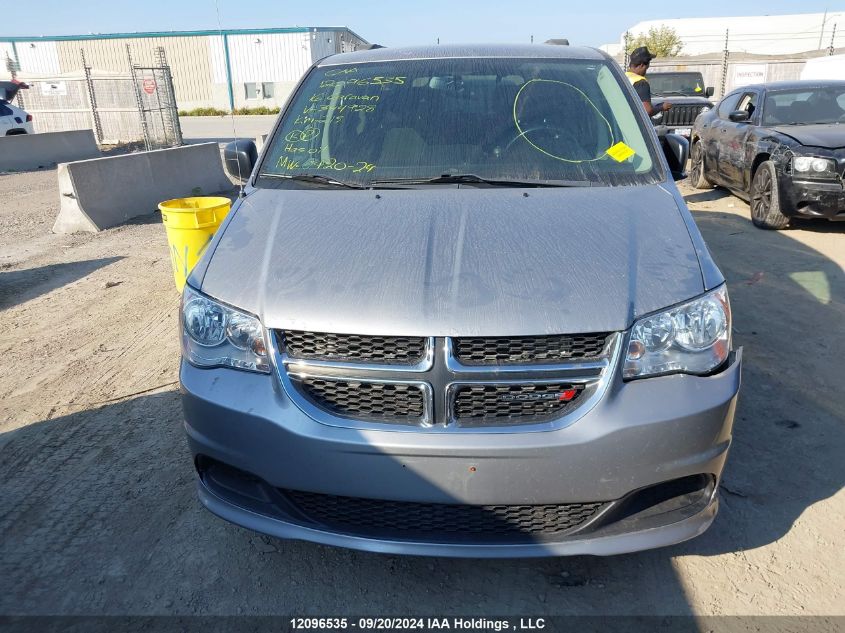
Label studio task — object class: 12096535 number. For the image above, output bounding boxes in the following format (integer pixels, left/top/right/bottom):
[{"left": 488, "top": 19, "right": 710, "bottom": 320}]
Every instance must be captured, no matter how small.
[{"left": 290, "top": 618, "right": 349, "bottom": 629}]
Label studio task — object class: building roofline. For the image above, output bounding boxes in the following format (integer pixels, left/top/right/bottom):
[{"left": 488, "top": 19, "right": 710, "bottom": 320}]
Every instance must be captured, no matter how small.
[{"left": 0, "top": 26, "right": 369, "bottom": 43}]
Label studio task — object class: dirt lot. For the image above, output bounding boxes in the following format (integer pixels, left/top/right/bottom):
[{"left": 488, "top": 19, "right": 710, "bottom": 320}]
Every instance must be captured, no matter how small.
[{"left": 0, "top": 168, "right": 843, "bottom": 618}]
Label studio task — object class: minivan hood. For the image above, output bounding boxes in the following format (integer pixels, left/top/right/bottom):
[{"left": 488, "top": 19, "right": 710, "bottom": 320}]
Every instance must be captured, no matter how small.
[
  {"left": 200, "top": 186, "right": 704, "bottom": 336},
  {"left": 772, "top": 124, "right": 845, "bottom": 149}
]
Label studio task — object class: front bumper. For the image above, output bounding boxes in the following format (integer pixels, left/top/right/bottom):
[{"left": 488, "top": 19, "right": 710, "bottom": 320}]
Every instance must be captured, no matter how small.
[
  {"left": 778, "top": 175, "right": 845, "bottom": 220},
  {"left": 181, "top": 350, "right": 741, "bottom": 557}
]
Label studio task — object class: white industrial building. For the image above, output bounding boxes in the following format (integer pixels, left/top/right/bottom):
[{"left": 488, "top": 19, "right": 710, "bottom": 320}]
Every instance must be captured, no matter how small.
[
  {"left": 0, "top": 27, "right": 369, "bottom": 111},
  {"left": 602, "top": 11, "right": 844, "bottom": 57}
]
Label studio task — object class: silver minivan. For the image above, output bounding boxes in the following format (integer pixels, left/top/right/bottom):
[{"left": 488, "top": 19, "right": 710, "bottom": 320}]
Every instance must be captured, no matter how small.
[{"left": 180, "top": 45, "right": 741, "bottom": 557}]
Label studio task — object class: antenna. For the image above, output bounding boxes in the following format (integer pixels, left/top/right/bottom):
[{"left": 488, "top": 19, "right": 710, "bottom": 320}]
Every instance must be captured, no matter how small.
[{"left": 214, "top": 0, "right": 245, "bottom": 198}]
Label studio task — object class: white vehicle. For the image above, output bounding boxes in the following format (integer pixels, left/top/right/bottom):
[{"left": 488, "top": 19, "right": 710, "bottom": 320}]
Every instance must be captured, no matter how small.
[
  {"left": 0, "top": 81, "right": 34, "bottom": 135},
  {"left": 800, "top": 54, "right": 845, "bottom": 81}
]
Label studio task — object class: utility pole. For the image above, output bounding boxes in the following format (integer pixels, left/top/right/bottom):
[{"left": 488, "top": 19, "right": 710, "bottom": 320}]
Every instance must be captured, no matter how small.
[
  {"left": 818, "top": 9, "right": 828, "bottom": 49},
  {"left": 720, "top": 29, "right": 730, "bottom": 97}
]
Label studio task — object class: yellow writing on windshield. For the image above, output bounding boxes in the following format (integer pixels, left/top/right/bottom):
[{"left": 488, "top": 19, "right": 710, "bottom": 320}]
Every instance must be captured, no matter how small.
[
  {"left": 272, "top": 70, "right": 407, "bottom": 176},
  {"left": 324, "top": 67, "right": 359, "bottom": 77},
  {"left": 275, "top": 155, "right": 376, "bottom": 173}
]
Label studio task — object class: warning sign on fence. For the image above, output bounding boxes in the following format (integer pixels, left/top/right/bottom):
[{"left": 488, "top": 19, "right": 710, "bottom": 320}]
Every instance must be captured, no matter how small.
[
  {"left": 40, "top": 81, "right": 67, "bottom": 96},
  {"left": 142, "top": 79, "right": 156, "bottom": 94}
]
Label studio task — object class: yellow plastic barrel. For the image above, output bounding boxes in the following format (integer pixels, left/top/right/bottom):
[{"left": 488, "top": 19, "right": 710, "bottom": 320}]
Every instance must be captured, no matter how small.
[{"left": 158, "top": 196, "right": 231, "bottom": 291}]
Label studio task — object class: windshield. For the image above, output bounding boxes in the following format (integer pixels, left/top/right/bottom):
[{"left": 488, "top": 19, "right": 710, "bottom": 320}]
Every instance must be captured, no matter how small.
[
  {"left": 259, "top": 58, "right": 660, "bottom": 187},
  {"left": 648, "top": 73, "right": 706, "bottom": 97},
  {"left": 762, "top": 87, "right": 845, "bottom": 125}
]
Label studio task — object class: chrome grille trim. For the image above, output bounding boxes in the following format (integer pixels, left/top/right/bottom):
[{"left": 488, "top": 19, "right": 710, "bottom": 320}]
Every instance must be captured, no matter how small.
[{"left": 271, "top": 332, "right": 622, "bottom": 433}]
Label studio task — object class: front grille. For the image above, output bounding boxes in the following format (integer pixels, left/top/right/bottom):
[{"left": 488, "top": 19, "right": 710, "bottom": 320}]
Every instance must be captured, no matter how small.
[
  {"left": 282, "top": 330, "right": 426, "bottom": 365},
  {"left": 284, "top": 489, "right": 606, "bottom": 542},
  {"left": 280, "top": 331, "right": 615, "bottom": 429},
  {"left": 453, "top": 333, "right": 608, "bottom": 365},
  {"left": 294, "top": 376, "right": 425, "bottom": 423},
  {"left": 453, "top": 383, "right": 585, "bottom": 425},
  {"left": 663, "top": 104, "right": 705, "bottom": 127}
]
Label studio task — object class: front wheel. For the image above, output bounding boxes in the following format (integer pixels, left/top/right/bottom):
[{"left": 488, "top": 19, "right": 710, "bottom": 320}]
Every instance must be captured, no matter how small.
[
  {"left": 689, "top": 141, "right": 711, "bottom": 189},
  {"left": 750, "top": 161, "right": 790, "bottom": 230}
]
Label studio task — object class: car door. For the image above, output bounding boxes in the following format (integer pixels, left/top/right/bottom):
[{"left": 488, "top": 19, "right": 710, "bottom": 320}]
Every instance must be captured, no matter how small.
[
  {"left": 0, "top": 102, "right": 14, "bottom": 135},
  {"left": 718, "top": 90, "right": 760, "bottom": 189},
  {"left": 701, "top": 91, "right": 741, "bottom": 186}
]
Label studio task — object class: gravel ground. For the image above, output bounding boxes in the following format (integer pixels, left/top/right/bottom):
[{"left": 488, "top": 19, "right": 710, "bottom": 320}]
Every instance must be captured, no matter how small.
[{"left": 0, "top": 168, "right": 842, "bottom": 617}]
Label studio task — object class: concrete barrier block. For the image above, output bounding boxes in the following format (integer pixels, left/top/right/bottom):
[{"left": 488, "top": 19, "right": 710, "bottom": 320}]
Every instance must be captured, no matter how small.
[
  {"left": 53, "top": 143, "right": 233, "bottom": 234},
  {"left": 0, "top": 130, "right": 101, "bottom": 172}
]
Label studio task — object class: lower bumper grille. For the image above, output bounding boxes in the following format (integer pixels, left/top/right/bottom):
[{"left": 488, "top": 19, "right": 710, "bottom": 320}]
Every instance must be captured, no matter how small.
[
  {"left": 294, "top": 376, "right": 425, "bottom": 423},
  {"left": 453, "top": 383, "right": 585, "bottom": 426},
  {"left": 284, "top": 489, "right": 606, "bottom": 542}
]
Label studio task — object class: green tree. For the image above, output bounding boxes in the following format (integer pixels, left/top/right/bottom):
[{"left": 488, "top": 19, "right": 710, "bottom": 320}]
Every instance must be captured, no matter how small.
[{"left": 627, "top": 26, "right": 684, "bottom": 58}]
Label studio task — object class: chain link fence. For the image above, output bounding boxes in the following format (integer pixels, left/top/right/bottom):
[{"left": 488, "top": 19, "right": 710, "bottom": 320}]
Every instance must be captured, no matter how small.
[{"left": 14, "top": 46, "right": 182, "bottom": 149}]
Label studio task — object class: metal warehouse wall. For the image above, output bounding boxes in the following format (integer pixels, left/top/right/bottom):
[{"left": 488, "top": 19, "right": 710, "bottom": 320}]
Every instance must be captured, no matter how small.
[
  {"left": 213, "top": 31, "right": 312, "bottom": 110},
  {"left": 2, "top": 28, "right": 369, "bottom": 112},
  {"left": 58, "top": 36, "right": 215, "bottom": 110}
]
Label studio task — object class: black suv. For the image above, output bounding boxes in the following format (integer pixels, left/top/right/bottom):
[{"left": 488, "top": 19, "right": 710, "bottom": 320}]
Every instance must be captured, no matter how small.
[{"left": 649, "top": 72, "right": 714, "bottom": 139}]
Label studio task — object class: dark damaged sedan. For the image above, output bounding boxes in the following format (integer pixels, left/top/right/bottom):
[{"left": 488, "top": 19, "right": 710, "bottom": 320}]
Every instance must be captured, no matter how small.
[
  {"left": 690, "top": 80, "right": 845, "bottom": 229},
  {"left": 180, "top": 44, "right": 741, "bottom": 557}
]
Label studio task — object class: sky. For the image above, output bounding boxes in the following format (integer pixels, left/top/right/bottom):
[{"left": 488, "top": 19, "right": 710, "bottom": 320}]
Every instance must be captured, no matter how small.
[{"left": 2, "top": 0, "right": 842, "bottom": 48}]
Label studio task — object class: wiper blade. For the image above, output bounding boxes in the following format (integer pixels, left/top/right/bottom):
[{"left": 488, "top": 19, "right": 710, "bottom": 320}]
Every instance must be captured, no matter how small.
[
  {"left": 262, "top": 173, "right": 366, "bottom": 189},
  {"left": 369, "top": 174, "right": 587, "bottom": 188}
]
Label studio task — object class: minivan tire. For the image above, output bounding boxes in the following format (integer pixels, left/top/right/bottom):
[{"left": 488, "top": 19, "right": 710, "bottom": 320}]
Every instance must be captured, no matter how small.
[{"left": 750, "top": 161, "right": 789, "bottom": 230}]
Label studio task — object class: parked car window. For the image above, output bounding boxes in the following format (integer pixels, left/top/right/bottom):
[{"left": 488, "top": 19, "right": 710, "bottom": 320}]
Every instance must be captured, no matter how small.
[
  {"left": 762, "top": 86, "right": 845, "bottom": 125},
  {"left": 736, "top": 92, "right": 758, "bottom": 117},
  {"left": 648, "top": 72, "right": 706, "bottom": 96},
  {"left": 717, "top": 92, "right": 742, "bottom": 119},
  {"left": 0, "top": 103, "right": 13, "bottom": 116},
  {"left": 261, "top": 58, "right": 661, "bottom": 187}
]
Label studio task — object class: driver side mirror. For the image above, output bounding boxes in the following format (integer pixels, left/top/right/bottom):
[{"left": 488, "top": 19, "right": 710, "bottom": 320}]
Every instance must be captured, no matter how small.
[
  {"left": 223, "top": 139, "right": 257, "bottom": 181},
  {"left": 705, "top": 86, "right": 715, "bottom": 97},
  {"left": 660, "top": 133, "right": 689, "bottom": 181},
  {"left": 729, "top": 110, "right": 750, "bottom": 123}
]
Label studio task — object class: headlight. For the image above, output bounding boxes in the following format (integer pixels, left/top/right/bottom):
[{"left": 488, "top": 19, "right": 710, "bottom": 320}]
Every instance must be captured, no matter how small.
[
  {"left": 181, "top": 286, "right": 269, "bottom": 373},
  {"left": 792, "top": 156, "right": 837, "bottom": 179},
  {"left": 700, "top": 105, "right": 711, "bottom": 113},
  {"left": 623, "top": 286, "right": 731, "bottom": 379}
]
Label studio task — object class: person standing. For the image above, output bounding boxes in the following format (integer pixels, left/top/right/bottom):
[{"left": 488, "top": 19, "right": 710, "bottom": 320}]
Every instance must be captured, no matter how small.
[{"left": 626, "top": 47, "right": 671, "bottom": 117}]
